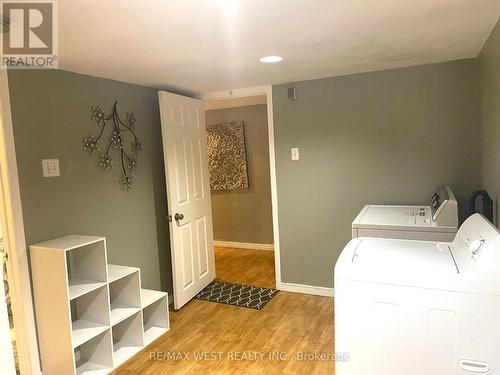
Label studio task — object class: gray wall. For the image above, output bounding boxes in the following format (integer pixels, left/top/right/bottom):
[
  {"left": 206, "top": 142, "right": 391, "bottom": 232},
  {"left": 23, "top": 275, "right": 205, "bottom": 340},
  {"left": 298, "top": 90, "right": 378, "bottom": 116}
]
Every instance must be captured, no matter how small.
[
  {"left": 272, "top": 59, "right": 480, "bottom": 288},
  {"left": 478, "top": 18, "right": 500, "bottom": 226},
  {"left": 206, "top": 105, "right": 273, "bottom": 244},
  {"left": 8, "top": 69, "right": 172, "bottom": 292}
]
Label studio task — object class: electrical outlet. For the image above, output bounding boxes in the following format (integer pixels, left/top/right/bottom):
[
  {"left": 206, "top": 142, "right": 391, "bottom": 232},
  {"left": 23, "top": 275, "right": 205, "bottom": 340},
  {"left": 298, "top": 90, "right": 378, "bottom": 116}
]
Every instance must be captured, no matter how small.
[
  {"left": 42, "top": 159, "right": 60, "bottom": 177},
  {"left": 291, "top": 148, "right": 300, "bottom": 161}
]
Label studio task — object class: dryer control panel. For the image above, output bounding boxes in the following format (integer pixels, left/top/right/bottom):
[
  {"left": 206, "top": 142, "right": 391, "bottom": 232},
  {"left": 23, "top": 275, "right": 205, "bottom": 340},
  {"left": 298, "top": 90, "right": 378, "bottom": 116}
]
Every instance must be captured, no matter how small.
[
  {"left": 431, "top": 185, "right": 458, "bottom": 227},
  {"left": 407, "top": 208, "right": 431, "bottom": 224}
]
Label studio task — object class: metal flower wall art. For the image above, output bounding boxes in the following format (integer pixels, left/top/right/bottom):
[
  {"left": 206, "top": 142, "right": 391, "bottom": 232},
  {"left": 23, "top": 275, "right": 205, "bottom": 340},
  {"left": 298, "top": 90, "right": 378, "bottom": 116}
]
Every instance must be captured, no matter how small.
[{"left": 82, "top": 101, "right": 141, "bottom": 190}]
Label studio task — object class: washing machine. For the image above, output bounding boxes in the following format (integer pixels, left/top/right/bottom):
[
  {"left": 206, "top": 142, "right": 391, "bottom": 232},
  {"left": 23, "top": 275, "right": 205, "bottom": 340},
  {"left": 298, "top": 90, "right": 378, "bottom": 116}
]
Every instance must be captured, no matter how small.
[
  {"left": 352, "top": 185, "right": 458, "bottom": 241},
  {"left": 335, "top": 213, "right": 500, "bottom": 375}
]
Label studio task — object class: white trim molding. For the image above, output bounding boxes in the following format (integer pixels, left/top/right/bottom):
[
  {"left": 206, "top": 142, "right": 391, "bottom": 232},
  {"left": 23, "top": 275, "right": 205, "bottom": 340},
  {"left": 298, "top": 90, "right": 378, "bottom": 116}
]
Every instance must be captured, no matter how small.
[
  {"left": 0, "top": 70, "right": 42, "bottom": 374},
  {"left": 214, "top": 241, "right": 274, "bottom": 251},
  {"left": 280, "top": 282, "right": 334, "bottom": 298},
  {"left": 204, "top": 95, "right": 267, "bottom": 111},
  {"left": 198, "top": 86, "right": 270, "bottom": 101}
]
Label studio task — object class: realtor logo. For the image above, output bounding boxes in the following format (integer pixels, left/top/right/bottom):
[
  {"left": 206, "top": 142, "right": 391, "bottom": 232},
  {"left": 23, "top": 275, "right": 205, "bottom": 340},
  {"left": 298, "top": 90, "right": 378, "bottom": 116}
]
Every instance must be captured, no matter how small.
[{"left": 1, "top": 0, "right": 58, "bottom": 68}]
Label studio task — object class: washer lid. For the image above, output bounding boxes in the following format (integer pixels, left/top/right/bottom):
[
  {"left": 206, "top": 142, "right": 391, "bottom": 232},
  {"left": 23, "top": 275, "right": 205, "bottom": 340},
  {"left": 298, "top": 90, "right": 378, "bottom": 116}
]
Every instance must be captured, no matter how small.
[{"left": 337, "top": 237, "right": 461, "bottom": 289}]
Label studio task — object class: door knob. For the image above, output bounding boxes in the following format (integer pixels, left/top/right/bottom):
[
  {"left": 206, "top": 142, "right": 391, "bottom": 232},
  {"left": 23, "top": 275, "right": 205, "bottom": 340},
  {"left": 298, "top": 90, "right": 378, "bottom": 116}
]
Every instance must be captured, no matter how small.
[{"left": 174, "top": 213, "right": 184, "bottom": 221}]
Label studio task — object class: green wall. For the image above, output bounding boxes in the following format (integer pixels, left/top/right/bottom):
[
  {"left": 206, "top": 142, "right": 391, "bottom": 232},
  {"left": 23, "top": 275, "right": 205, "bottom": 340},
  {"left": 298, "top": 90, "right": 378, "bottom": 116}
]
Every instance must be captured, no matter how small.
[
  {"left": 206, "top": 105, "right": 273, "bottom": 245},
  {"left": 8, "top": 69, "right": 172, "bottom": 292},
  {"left": 478, "top": 18, "right": 500, "bottom": 226},
  {"left": 272, "top": 59, "right": 480, "bottom": 288}
]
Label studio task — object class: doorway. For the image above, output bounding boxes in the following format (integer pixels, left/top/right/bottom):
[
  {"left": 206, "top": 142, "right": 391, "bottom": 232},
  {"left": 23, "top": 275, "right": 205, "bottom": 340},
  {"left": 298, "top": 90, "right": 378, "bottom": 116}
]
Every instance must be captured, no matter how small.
[
  {"left": 159, "top": 88, "right": 281, "bottom": 309},
  {"left": 203, "top": 95, "right": 275, "bottom": 288}
]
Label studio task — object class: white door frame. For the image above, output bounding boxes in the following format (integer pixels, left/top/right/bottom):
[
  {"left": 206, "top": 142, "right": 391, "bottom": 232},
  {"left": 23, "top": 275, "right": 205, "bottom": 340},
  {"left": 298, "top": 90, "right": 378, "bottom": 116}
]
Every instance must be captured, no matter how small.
[
  {"left": 199, "top": 85, "right": 283, "bottom": 289},
  {"left": 0, "top": 70, "right": 42, "bottom": 375}
]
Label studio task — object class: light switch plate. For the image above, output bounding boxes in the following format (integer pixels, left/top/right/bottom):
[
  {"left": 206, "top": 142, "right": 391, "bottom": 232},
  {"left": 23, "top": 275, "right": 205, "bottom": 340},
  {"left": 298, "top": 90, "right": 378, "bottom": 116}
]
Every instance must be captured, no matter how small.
[
  {"left": 42, "top": 159, "right": 60, "bottom": 177},
  {"left": 291, "top": 148, "right": 300, "bottom": 161}
]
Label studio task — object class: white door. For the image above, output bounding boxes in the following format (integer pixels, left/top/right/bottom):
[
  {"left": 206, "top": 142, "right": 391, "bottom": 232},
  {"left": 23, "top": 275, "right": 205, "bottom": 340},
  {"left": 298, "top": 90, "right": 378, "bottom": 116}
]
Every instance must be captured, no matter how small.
[
  {"left": 158, "top": 91, "right": 215, "bottom": 310},
  {"left": 0, "top": 253, "right": 16, "bottom": 375}
]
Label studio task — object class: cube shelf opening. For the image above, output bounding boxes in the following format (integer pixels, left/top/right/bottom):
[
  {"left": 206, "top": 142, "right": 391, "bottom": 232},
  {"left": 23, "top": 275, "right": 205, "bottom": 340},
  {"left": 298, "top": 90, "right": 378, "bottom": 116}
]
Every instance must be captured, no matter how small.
[
  {"left": 142, "top": 295, "right": 168, "bottom": 346},
  {"left": 66, "top": 241, "right": 107, "bottom": 300},
  {"left": 109, "top": 271, "right": 141, "bottom": 326},
  {"left": 71, "top": 286, "right": 110, "bottom": 348},
  {"left": 74, "top": 330, "right": 113, "bottom": 375},
  {"left": 112, "top": 312, "right": 143, "bottom": 366}
]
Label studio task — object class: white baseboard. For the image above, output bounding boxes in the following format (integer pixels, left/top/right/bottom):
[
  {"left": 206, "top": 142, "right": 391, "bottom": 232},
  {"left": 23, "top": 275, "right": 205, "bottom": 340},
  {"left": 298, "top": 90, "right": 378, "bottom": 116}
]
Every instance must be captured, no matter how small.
[
  {"left": 279, "top": 282, "right": 334, "bottom": 297},
  {"left": 214, "top": 240, "right": 274, "bottom": 251}
]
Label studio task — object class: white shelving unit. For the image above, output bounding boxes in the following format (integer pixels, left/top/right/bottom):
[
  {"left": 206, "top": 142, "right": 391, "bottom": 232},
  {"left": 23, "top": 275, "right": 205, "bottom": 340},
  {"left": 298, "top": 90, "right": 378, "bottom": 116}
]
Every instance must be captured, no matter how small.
[{"left": 30, "top": 235, "right": 170, "bottom": 375}]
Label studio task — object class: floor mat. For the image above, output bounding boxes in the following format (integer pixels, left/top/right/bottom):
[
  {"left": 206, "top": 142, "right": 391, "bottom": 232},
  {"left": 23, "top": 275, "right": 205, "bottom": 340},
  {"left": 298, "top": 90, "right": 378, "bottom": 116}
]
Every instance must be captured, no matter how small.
[{"left": 194, "top": 280, "right": 278, "bottom": 310}]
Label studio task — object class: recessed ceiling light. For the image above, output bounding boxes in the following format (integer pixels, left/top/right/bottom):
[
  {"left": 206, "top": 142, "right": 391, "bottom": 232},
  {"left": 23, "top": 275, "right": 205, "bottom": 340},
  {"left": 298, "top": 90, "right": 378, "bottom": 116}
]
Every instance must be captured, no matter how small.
[{"left": 259, "top": 56, "right": 283, "bottom": 63}]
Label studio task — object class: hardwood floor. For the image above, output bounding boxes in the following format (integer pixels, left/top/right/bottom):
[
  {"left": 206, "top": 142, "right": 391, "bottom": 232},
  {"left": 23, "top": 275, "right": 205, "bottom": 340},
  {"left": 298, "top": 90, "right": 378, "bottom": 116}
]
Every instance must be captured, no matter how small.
[
  {"left": 214, "top": 246, "right": 276, "bottom": 288},
  {"left": 112, "top": 247, "right": 334, "bottom": 374}
]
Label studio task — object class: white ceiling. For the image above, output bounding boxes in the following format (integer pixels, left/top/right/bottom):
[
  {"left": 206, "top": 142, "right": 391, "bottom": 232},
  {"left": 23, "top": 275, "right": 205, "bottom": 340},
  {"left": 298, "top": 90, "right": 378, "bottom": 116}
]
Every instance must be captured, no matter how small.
[{"left": 59, "top": 0, "right": 500, "bottom": 96}]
